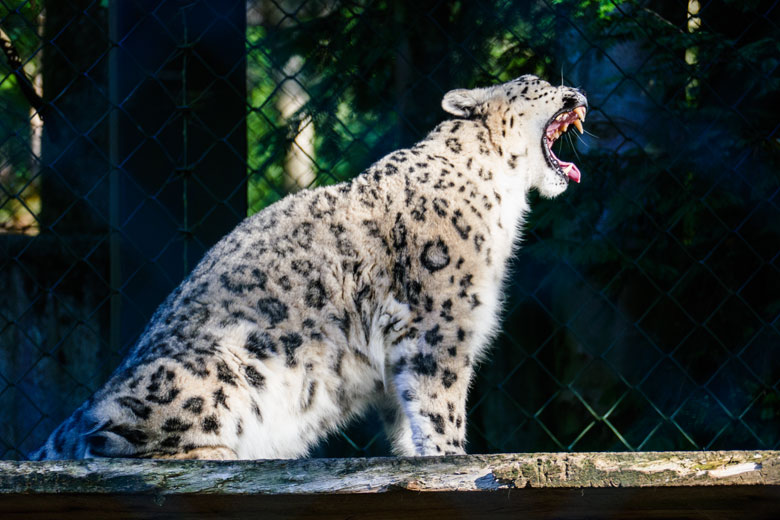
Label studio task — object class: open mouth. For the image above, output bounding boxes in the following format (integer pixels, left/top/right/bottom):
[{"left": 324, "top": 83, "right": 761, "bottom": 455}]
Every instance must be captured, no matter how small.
[{"left": 543, "top": 106, "right": 586, "bottom": 183}]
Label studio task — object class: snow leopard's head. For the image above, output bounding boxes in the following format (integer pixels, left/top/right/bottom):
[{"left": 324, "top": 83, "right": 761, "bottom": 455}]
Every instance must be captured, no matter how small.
[{"left": 442, "top": 74, "right": 588, "bottom": 198}]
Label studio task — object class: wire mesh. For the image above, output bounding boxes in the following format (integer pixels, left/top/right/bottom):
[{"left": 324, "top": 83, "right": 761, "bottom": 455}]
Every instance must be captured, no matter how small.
[{"left": 0, "top": 0, "right": 778, "bottom": 460}]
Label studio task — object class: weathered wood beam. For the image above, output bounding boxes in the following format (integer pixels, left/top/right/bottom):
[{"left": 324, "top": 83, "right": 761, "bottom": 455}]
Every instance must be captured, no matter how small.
[{"left": 1, "top": 451, "right": 778, "bottom": 519}]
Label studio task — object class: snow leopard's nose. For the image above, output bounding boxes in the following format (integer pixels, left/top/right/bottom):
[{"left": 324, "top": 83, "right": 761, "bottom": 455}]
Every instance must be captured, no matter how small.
[{"left": 562, "top": 89, "right": 588, "bottom": 112}]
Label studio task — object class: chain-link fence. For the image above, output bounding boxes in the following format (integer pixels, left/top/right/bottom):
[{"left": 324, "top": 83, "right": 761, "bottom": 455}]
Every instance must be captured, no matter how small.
[{"left": 1, "top": 0, "right": 778, "bottom": 460}]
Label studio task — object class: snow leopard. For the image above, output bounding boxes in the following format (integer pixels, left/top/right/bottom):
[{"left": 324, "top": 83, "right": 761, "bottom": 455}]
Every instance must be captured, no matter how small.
[{"left": 30, "top": 74, "right": 587, "bottom": 460}]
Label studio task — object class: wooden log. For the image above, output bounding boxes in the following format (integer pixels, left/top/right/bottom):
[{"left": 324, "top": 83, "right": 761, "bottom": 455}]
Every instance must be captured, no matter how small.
[{"left": 0, "top": 451, "right": 778, "bottom": 519}]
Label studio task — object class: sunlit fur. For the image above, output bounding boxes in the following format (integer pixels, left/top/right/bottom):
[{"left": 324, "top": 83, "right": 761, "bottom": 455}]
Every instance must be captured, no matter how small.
[{"left": 31, "top": 75, "right": 586, "bottom": 460}]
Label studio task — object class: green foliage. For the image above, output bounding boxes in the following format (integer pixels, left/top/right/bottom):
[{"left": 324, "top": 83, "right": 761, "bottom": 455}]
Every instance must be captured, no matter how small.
[
  {"left": 0, "top": 1, "right": 44, "bottom": 233},
  {"left": 246, "top": 0, "right": 556, "bottom": 210}
]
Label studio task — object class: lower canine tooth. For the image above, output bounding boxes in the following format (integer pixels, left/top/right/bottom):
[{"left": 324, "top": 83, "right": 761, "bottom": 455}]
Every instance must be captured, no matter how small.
[{"left": 563, "top": 164, "right": 573, "bottom": 175}]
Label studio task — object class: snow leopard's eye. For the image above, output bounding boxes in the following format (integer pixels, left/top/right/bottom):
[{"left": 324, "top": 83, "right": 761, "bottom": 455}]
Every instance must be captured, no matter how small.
[{"left": 542, "top": 104, "right": 587, "bottom": 183}]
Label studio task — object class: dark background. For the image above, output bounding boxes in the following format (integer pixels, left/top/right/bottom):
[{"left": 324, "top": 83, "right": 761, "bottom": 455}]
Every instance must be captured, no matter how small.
[{"left": 0, "top": 0, "right": 778, "bottom": 459}]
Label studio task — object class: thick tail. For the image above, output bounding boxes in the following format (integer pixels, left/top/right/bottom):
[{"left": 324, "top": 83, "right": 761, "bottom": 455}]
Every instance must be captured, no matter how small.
[
  {"left": 28, "top": 402, "right": 142, "bottom": 460},
  {"left": 28, "top": 404, "right": 89, "bottom": 460}
]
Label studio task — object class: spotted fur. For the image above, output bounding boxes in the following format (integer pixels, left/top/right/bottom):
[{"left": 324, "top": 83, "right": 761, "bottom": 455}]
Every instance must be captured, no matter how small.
[{"left": 31, "top": 75, "right": 586, "bottom": 460}]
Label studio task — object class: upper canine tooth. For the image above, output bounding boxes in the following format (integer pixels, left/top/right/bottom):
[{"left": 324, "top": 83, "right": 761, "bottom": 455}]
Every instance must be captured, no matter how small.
[{"left": 573, "top": 119, "right": 584, "bottom": 133}]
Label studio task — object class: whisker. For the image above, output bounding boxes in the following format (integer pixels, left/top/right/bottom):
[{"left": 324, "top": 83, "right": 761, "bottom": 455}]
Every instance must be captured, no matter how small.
[{"left": 565, "top": 132, "right": 582, "bottom": 163}]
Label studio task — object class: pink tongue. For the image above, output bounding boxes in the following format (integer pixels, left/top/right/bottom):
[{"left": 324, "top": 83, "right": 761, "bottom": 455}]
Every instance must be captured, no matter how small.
[
  {"left": 560, "top": 160, "right": 581, "bottom": 183},
  {"left": 546, "top": 130, "right": 581, "bottom": 183}
]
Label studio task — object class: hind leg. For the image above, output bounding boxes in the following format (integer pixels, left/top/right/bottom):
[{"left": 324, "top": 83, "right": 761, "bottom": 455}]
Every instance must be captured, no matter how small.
[{"left": 151, "top": 446, "right": 239, "bottom": 460}]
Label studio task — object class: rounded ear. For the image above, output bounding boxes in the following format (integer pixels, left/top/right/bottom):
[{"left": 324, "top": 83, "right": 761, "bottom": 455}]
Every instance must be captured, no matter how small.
[{"left": 441, "top": 89, "right": 478, "bottom": 117}]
